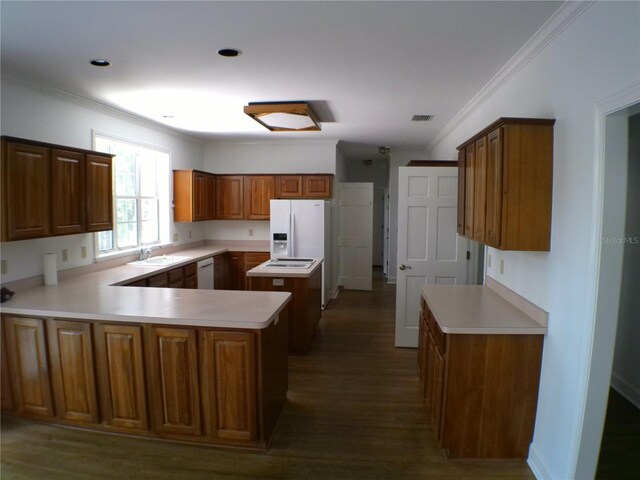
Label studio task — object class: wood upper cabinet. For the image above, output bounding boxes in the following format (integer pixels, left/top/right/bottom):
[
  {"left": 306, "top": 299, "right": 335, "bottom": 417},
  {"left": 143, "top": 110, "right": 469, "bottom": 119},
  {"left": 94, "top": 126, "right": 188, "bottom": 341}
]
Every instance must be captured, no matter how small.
[
  {"left": 456, "top": 118, "right": 554, "bottom": 251},
  {"left": 302, "top": 175, "right": 332, "bottom": 198},
  {"left": 472, "top": 137, "right": 487, "bottom": 242},
  {"left": 216, "top": 175, "right": 244, "bottom": 220},
  {"left": 244, "top": 175, "right": 274, "bottom": 220},
  {"left": 464, "top": 146, "right": 475, "bottom": 236},
  {"left": 46, "top": 319, "right": 99, "bottom": 424},
  {"left": 3, "top": 316, "right": 55, "bottom": 418},
  {"left": 200, "top": 329, "right": 257, "bottom": 441},
  {"left": 173, "top": 170, "right": 215, "bottom": 222},
  {"left": 275, "top": 175, "right": 303, "bottom": 198},
  {"left": 456, "top": 150, "right": 466, "bottom": 235},
  {"left": 146, "top": 326, "right": 201, "bottom": 436},
  {"left": 1, "top": 141, "right": 51, "bottom": 241},
  {"left": 51, "top": 149, "right": 85, "bottom": 236},
  {"left": 94, "top": 323, "right": 148, "bottom": 431},
  {"left": 275, "top": 174, "right": 333, "bottom": 199},
  {"left": 85, "top": 154, "right": 113, "bottom": 232}
]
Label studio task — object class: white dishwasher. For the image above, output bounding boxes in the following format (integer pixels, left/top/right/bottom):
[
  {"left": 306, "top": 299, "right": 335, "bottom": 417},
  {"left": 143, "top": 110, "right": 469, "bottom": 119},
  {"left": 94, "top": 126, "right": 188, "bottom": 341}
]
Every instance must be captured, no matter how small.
[{"left": 197, "top": 257, "right": 214, "bottom": 289}]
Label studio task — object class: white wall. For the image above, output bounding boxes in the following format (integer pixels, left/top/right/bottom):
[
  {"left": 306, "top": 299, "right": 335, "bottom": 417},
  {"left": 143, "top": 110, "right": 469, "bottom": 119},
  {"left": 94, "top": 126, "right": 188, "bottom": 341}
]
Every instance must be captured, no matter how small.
[
  {"left": 612, "top": 113, "right": 640, "bottom": 407},
  {"left": 427, "top": 3, "right": 640, "bottom": 479},
  {"left": 0, "top": 77, "right": 206, "bottom": 283}
]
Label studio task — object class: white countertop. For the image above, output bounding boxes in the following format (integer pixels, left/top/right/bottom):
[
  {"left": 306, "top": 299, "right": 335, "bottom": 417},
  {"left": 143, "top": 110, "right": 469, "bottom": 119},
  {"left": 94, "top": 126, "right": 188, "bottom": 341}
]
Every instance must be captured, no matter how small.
[
  {"left": 1, "top": 244, "right": 290, "bottom": 330},
  {"left": 421, "top": 284, "right": 547, "bottom": 335},
  {"left": 246, "top": 258, "right": 323, "bottom": 278}
]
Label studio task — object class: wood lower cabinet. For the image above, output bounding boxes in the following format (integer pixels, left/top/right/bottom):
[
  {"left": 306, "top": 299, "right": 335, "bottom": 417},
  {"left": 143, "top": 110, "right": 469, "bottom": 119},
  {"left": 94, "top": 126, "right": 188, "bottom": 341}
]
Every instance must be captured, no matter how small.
[
  {"left": 94, "top": 323, "right": 149, "bottom": 431},
  {"left": 249, "top": 265, "right": 322, "bottom": 353},
  {"left": 227, "top": 252, "right": 246, "bottom": 290},
  {"left": 214, "top": 253, "right": 229, "bottom": 290},
  {"left": 3, "top": 316, "right": 54, "bottom": 418},
  {"left": 1, "top": 321, "right": 14, "bottom": 411},
  {"left": 146, "top": 326, "right": 201, "bottom": 436},
  {"left": 418, "top": 299, "right": 543, "bottom": 458},
  {"left": 167, "top": 267, "right": 184, "bottom": 289},
  {"left": 184, "top": 262, "right": 198, "bottom": 289},
  {"left": 457, "top": 118, "right": 554, "bottom": 250},
  {"left": 46, "top": 319, "right": 99, "bottom": 424},
  {"left": 201, "top": 330, "right": 257, "bottom": 441},
  {"left": 147, "top": 272, "right": 169, "bottom": 288}
]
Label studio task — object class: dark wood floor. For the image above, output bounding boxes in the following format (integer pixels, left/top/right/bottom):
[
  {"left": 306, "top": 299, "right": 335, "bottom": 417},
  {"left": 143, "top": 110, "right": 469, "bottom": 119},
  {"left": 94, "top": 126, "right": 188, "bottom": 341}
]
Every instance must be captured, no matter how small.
[
  {"left": 1, "top": 269, "right": 535, "bottom": 479},
  {"left": 596, "top": 388, "right": 640, "bottom": 480}
]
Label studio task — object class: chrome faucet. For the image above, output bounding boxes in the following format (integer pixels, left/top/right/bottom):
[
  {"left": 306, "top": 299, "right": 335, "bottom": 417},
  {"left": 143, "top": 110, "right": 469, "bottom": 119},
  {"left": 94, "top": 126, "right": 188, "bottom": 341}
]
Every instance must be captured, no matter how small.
[{"left": 139, "top": 246, "right": 157, "bottom": 261}]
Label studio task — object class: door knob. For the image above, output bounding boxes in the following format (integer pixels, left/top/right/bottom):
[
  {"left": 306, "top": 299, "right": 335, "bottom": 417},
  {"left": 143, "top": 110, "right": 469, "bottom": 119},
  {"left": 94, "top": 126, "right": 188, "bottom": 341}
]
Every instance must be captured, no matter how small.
[{"left": 399, "top": 264, "right": 412, "bottom": 270}]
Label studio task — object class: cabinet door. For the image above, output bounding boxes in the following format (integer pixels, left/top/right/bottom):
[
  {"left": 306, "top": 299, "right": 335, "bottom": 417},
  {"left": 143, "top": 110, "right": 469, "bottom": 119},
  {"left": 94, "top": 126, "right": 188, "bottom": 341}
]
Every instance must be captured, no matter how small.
[
  {"left": 2, "top": 142, "right": 50, "bottom": 240},
  {"left": 205, "top": 173, "right": 217, "bottom": 220},
  {"left": 227, "top": 252, "right": 246, "bottom": 291},
  {"left": 85, "top": 154, "right": 113, "bottom": 232},
  {"left": 485, "top": 128, "right": 503, "bottom": 248},
  {"left": 47, "top": 319, "right": 98, "bottom": 424},
  {"left": 275, "top": 175, "right": 302, "bottom": 198},
  {"left": 216, "top": 175, "right": 244, "bottom": 219},
  {"left": 473, "top": 137, "right": 487, "bottom": 242},
  {"left": 417, "top": 311, "right": 429, "bottom": 388},
  {"left": 148, "top": 272, "right": 169, "bottom": 288},
  {"left": 201, "top": 330, "right": 257, "bottom": 441},
  {"left": 1, "top": 321, "right": 14, "bottom": 411},
  {"left": 147, "top": 326, "right": 201, "bottom": 436},
  {"left": 425, "top": 332, "right": 436, "bottom": 407},
  {"left": 431, "top": 346, "right": 445, "bottom": 440},
  {"left": 457, "top": 150, "right": 466, "bottom": 235},
  {"left": 214, "top": 253, "right": 229, "bottom": 290},
  {"left": 51, "top": 149, "right": 86, "bottom": 235},
  {"left": 302, "top": 175, "right": 332, "bottom": 198},
  {"left": 244, "top": 175, "right": 274, "bottom": 220},
  {"left": 244, "top": 252, "right": 270, "bottom": 290},
  {"left": 94, "top": 323, "right": 148, "bottom": 430},
  {"left": 168, "top": 267, "right": 184, "bottom": 288},
  {"left": 464, "top": 146, "right": 475, "bottom": 236},
  {"left": 4, "top": 316, "right": 54, "bottom": 418},
  {"left": 192, "top": 171, "right": 207, "bottom": 221}
]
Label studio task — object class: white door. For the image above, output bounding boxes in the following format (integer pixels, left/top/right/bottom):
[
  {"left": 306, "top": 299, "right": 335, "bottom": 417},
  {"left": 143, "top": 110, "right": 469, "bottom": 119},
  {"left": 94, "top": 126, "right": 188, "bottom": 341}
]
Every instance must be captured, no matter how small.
[
  {"left": 338, "top": 182, "right": 373, "bottom": 291},
  {"left": 395, "top": 167, "right": 469, "bottom": 347}
]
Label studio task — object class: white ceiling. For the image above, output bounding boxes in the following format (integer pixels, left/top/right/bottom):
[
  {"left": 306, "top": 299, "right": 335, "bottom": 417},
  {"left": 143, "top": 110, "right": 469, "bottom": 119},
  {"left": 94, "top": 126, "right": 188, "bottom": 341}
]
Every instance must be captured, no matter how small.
[{"left": 0, "top": 1, "right": 562, "bottom": 161}]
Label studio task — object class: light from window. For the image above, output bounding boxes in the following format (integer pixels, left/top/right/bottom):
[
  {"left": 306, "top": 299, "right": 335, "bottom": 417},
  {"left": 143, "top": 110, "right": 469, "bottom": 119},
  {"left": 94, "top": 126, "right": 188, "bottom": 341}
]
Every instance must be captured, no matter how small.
[{"left": 94, "top": 135, "right": 170, "bottom": 255}]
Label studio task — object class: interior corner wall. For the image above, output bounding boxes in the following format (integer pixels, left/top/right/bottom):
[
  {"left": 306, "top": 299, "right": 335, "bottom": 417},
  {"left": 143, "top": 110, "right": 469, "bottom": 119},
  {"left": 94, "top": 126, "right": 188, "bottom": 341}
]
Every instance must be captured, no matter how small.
[
  {"left": 611, "top": 112, "right": 640, "bottom": 408},
  {"left": 0, "top": 77, "right": 206, "bottom": 283},
  {"left": 426, "top": 3, "right": 640, "bottom": 479},
  {"left": 332, "top": 145, "right": 348, "bottom": 297},
  {"left": 387, "top": 150, "right": 431, "bottom": 283}
]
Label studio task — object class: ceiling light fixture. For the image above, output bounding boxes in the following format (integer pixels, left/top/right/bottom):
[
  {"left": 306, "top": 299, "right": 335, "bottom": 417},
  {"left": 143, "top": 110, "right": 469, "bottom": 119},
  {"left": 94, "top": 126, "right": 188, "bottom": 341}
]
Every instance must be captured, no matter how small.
[
  {"left": 90, "top": 59, "right": 111, "bottom": 67},
  {"left": 243, "top": 102, "right": 321, "bottom": 132}
]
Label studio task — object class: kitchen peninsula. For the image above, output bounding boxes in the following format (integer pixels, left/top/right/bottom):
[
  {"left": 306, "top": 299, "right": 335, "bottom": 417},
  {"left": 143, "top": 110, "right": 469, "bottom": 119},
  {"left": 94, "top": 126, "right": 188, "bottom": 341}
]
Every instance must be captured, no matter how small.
[{"left": 0, "top": 245, "right": 291, "bottom": 450}]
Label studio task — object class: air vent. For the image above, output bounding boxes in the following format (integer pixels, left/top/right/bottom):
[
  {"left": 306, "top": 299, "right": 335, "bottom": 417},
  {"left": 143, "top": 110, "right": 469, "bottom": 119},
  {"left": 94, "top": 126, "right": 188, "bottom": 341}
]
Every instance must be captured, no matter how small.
[{"left": 411, "top": 115, "right": 434, "bottom": 122}]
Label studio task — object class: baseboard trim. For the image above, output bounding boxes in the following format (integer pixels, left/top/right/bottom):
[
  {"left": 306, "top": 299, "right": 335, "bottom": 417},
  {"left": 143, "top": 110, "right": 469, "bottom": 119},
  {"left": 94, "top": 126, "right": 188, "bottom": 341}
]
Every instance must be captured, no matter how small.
[
  {"left": 611, "top": 373, "right": 640, "bottom": 410},
  {"left": 527, "top": 443, "right": 553, "bottom": 480}
]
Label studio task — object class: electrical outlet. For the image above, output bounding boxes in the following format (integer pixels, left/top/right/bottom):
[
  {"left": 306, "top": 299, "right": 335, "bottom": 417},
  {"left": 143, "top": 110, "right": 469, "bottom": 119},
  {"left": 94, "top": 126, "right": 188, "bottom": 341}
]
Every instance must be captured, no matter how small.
[
  {"left": 81, "top": 246, "right": 87, "bottom": 259},
  {"left": 189, "top": 230, "right": 192, "bottom": 239},
  {"left": 1, "top": 259, "right": 7, "bottom": 275},
  {"left": 487, "top": 254, "right": 492, "bottom": 268},
  {"left": 62, "top": 249, "right": 68, "bottom": 262},
  {"left": 173, "top": 232, "right": 179, "bottom": 242},
  {"left": 499, "top": 259, "right": 504, "bottom": 274},
  {"left": 249, "top": 228, "right": 254, "bottom": 237}
]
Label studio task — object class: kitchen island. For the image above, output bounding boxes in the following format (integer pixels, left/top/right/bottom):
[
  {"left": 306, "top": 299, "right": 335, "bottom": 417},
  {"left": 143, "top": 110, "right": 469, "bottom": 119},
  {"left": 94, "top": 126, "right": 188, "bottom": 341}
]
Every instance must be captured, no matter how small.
[
  {"left": 247, "top": 258, "right": 322, "bottom": 354},
  {"left": 0, "top": 247, "right": 290, "bottom": 450}
]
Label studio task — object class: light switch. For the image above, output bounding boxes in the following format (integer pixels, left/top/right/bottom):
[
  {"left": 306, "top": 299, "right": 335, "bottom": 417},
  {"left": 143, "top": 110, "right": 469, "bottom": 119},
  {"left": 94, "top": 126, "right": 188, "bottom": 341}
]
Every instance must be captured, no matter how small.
[
  {"left": 173, "top": 232, "right": 179, "bottom": 242},
  {"left": 487, "top": 254, "right": 492, "bottom": 268},
  {"left": 1, "top": 259, "right": 7, "bottom": 275},
  {"left": 81, "top": 246, "right": 87, "bottom": 259},
  {"left": 62, "top": 249, "right": 68, "bottom": 262},
  {"left": 499, "top": 259, "right": 504, "bottom": 274}
]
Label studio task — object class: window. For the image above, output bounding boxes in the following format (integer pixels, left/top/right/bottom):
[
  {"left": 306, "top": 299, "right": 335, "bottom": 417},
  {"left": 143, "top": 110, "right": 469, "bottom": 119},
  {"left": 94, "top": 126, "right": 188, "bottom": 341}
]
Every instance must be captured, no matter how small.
[{"left": 93, "top": 134, "right": 170, "bottom": 255}]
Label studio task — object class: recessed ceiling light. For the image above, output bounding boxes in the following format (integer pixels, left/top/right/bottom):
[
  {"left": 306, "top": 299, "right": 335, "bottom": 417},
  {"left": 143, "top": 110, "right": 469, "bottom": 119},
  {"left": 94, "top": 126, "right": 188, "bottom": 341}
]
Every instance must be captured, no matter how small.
[
  {"left": 218, "top": 48, "right": 241, "bottom": 58},
  {"left": 90, "top": 59, "right": 111, "bottom": 67}
]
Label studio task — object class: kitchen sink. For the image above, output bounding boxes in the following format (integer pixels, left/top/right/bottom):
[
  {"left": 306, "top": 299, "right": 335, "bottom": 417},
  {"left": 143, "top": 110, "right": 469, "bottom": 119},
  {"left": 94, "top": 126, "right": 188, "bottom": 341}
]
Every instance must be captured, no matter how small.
[
  {"left": 262, "top": 258, "right": 315, "bottom": 268},
  {"left": 128, "top": 255, "right": 190, "bottom": 266}
]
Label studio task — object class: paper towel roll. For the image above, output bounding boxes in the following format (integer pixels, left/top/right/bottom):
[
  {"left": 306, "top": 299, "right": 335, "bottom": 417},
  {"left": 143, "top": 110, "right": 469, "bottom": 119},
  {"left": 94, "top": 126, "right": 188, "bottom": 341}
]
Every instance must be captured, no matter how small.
[{"left": 43, "top": 253, "right": 58, "bottom": 286}]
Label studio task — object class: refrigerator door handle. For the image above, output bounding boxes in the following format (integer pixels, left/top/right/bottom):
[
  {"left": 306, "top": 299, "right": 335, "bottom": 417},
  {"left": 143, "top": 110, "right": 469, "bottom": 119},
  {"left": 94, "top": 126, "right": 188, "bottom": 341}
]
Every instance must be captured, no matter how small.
[{"left": 291, "top": 212, "right": 295, "bottom": 257}]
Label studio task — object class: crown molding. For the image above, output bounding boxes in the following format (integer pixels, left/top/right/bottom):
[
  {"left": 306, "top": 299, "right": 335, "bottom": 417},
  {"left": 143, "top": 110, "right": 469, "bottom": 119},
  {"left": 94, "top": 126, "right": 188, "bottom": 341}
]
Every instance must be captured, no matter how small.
[{"left": 427, "top": 1, "right": 595, "bottom": 151}]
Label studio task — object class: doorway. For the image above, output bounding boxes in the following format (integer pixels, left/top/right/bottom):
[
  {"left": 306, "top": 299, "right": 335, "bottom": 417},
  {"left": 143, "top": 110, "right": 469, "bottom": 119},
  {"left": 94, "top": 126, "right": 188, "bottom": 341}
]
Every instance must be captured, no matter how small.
[{"left": 575, "top": 99, "right": 640, "bottom": 479}]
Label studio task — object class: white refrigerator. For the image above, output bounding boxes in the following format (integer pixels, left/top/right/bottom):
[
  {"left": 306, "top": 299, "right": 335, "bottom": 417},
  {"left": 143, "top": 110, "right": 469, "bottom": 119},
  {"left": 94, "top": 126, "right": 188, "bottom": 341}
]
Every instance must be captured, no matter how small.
[{"left": 270, "top": 199, "right": 331, "bottom": 308}]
